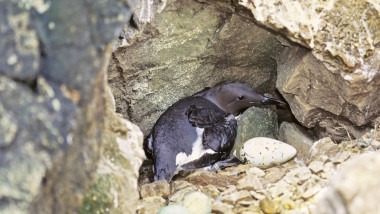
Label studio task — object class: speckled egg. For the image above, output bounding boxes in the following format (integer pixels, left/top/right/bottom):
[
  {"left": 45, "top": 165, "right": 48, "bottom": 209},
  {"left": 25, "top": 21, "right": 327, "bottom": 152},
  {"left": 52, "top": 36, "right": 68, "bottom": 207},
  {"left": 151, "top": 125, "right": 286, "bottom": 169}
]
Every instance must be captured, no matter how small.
[{"left": 239, "top": 137, "right": 297, "bottom": 167}]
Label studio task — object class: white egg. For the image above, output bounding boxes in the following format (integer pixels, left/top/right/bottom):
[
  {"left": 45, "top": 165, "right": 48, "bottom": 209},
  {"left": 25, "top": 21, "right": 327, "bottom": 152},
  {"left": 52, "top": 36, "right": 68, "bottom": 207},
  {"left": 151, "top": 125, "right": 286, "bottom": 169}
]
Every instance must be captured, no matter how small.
[{"left": 239, "top": 137, "right": 297, "bottom": 167}]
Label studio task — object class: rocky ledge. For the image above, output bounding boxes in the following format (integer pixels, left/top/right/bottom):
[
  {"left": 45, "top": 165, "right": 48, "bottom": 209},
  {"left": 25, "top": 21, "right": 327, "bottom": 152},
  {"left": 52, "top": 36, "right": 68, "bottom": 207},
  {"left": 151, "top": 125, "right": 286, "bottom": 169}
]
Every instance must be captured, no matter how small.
[{"left": 137, "top": 127, "right": 380, "bottom": 214}]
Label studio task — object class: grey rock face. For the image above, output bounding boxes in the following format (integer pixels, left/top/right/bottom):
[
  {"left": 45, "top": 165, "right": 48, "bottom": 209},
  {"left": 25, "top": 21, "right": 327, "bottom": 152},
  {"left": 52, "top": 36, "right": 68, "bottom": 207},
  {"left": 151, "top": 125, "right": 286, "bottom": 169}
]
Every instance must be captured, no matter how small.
[
  {"left": 0, "top": 0, "right": 144, "bottom": 214},
  {"left": 108, "top": 0, "right": 286, "bottom": 135},
  {"left": 0, "top": 1, "right": 40, "bottom": 82}
]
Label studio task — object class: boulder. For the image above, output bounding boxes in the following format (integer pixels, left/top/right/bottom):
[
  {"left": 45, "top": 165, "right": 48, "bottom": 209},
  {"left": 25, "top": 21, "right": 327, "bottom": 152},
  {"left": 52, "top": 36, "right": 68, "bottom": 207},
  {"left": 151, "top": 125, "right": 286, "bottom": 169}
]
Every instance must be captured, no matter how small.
[
  {"left": 0, "top": 0, "right": 143, "bottom": 214},
  {"left": 278, "top": 122, "right": 314, "bottom": 160},
  {"left": 231, "top": 106, "right": 279, "bottom": 156},
  {"left": 108, "top": 0, "right": 286, "bottom": 135},
  {"left": 240, "top": 0, "right": 380, "bottom": 140}
]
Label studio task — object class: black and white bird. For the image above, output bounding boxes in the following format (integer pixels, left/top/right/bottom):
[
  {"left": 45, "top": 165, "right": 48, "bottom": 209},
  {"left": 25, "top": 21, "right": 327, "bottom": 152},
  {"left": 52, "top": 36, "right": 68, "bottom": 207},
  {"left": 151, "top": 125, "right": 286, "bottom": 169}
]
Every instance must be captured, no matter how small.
[{"left": 144, "top": 82, "right": 285, "bottom": 181}]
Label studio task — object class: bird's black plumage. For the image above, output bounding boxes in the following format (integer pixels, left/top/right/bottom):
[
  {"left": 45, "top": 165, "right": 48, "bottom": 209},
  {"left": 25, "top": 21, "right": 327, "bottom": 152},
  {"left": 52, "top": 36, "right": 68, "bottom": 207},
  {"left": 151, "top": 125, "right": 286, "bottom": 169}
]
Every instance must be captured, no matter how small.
[{"left": 144, "top": 82, "right": 285, "bottom": 182}]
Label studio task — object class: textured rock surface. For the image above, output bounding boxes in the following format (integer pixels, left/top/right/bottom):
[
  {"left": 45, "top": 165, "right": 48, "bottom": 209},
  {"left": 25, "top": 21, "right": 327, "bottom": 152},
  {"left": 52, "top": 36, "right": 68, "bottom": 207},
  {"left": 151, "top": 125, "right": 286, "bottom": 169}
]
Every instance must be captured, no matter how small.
[
  {"left": 231, "top": 106, "right": 278, "bottom": 156},
  {"left": 239, "top": 0, "right": 379, "bottom": 72},
  {"left": 137, "top": 132, "right": 380, "bottom": 213},
  {"left": 108, "top": 0, "right": 286, "bottom": 135},
  {"left": 316, "top": 152, "right": 380, "bottom": 214},
  {"left": 240, "top": 0, "right": 380, "bottom": 140},
  {"left": 136, "top": 126, "right": 380, "bottom": 213},
  {"left": 278, "top": 122, "right": 314, "bottom": 160},
  {"left": 80, "top": 87, "right": 145, "bottom": 214},
  {"left": 0, "top": 0, "right": 142, "bottom": 214},
  {"left": 276, "top": 46, "right": 376, "bottom": 140}
]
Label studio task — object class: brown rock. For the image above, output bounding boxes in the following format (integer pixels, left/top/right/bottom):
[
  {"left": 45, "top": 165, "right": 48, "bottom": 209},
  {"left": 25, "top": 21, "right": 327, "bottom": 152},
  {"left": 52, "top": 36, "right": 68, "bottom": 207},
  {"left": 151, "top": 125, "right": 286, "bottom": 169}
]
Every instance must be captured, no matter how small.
[
  {"left": 241, "top": 0, "right": 380, "bottom": 136},
  {"left": 140, "top": 180, "right": 170, "bottom": 198},
  {"left": 275, "top": 46, "right": 374, "bottom": 140},
  {"left": 201, "top": 185, "right": 220, "bottom": 199},
  {"left": 136, "top": 196, "right": 166, "bottom": 214},
  {"left": 108, "top": 0, "right": 286, "bottom": 136},
  {"left": 168, "top": 181, "right": 198, "bottom": 203},
  {"left": 221, "top": 190, "right": 253, "bottom": 205},
  {"left": 184, "top": 170, "right": 238, "bottom": 189},
  {"left": 236, "top": 174, "right": 263, "bottom": 191},
  {"left": 212, "top": 201, "right": 234, "bottom": 214},
  {"left": 262, "top": 167, "right": 287, "bottom": 186},
  {"left": 278, "top": 122, "right": 314, "bottom": 160}
]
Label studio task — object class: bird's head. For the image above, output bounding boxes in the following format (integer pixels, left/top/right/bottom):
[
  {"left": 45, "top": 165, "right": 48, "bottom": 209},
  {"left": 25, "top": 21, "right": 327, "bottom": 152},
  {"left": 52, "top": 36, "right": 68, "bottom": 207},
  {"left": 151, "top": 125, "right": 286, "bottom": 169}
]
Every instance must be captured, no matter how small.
[{"left": 200, "top": 82, "right": 286, "bottom": 116}]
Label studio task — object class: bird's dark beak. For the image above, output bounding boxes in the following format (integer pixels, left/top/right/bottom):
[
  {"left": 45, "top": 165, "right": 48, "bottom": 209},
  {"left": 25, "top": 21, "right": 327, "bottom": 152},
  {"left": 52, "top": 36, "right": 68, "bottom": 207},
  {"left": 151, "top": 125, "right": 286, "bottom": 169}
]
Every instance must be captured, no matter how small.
[
  {"left": 249, "top": 96, "right": 286, "bottom": 106},
  {"left": 260, "top": 96, "right": 286, "bottom": 105}
]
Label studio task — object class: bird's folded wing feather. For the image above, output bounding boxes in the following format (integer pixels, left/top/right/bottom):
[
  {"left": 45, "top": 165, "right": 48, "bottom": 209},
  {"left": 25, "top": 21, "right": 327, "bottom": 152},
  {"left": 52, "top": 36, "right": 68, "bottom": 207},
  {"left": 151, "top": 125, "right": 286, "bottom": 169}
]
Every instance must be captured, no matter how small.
[
  {"left": 185, "top": 104, "right": 227, "bottom": 128},
  {"left": 185, "top": 104, "right": 237, "bottom": 152}
]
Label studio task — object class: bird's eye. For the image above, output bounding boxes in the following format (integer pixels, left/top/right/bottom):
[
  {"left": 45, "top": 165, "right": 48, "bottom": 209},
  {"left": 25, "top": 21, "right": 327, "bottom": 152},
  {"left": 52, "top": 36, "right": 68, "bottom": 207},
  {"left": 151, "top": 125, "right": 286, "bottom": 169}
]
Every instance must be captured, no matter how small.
[{"left": 237, "top": 96, "right": 245, "bottom": 101}]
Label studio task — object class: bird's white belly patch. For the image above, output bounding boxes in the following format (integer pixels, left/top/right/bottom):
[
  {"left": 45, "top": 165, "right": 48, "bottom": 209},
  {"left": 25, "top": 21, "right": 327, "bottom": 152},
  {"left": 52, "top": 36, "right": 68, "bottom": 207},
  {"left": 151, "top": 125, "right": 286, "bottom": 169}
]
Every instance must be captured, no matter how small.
[{"left": 175, "top": 127, "right": 215, "bottom": 166}]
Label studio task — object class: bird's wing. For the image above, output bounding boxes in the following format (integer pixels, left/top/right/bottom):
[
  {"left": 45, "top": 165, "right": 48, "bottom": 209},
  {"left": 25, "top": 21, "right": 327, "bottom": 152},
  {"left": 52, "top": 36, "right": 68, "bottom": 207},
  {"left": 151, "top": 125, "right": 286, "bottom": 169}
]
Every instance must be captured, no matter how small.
[
  {"left": 185, "top": 104, "right": 227, "bottom": 128},
  {"left": 186, "top": 103, "right": 237, "bottom": 156},
  {"left": 203, "top": 114, "right": 237, "bottom": 152}
]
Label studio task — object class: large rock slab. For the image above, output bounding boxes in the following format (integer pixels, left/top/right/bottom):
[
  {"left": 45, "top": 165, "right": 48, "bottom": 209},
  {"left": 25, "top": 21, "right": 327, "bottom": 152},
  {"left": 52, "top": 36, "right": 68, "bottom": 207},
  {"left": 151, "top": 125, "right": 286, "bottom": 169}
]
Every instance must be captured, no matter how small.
[
  {"left": 108, "top": 0, "right": 286, "bottom": 135},
  {"left": 240, "top": 0, "right": 380, "bottom": 139},
  {"left": 0, "top": 0, "right": 144, "bottom": 214},
  {"left": 276, "top": 46, "right": 374, "bottom": 140}
]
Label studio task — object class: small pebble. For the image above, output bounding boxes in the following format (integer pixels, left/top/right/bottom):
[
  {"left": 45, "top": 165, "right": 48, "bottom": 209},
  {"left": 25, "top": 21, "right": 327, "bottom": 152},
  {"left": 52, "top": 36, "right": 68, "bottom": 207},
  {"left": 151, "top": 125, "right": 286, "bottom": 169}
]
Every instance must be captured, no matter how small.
[{"left": 183, "top": 192, "right": 212, "bottom": 214}]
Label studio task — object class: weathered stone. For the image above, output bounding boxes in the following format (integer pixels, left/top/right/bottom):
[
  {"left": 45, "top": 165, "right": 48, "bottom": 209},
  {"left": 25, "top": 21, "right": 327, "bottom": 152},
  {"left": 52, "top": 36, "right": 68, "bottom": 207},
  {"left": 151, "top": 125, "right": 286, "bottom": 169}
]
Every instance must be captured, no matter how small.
[
  {"left": 0, "top": 0, "right": 138, "bottom": 213},
  {"left": 170, "top": 181, "right": 197, "bottom": 194},
  {"left": 201, "top": 185, "right": 220, "bottom": 199},
  {"left": 244, "top": 167, "right": 265, "bottom": 178},
  {"left": 262, "top": 167, "right": 287, "bottom": 186},
  {"left": 278, "top": 122, "right": 314, "bottom": 160},
  {"left": 283, "top": 167, "right": 312, "bottom": 185},
  {"left": 260, "top": 198, "right": 280, "bottom": 214},
  {"left": 248, "top": 0, "right": 380, "bottom": 140},
  {"left": 236, "top": 174, "right": 263, "bottom": 191},
  {"left": 275, "top": 46, "right": 375, "bottom": 140},
  {"left": 212, "top": 201, "right": 234, "bottom": 214},
  {"left": 221, "top": 190, "right": 252, "bottom": 205},
  {"left": 330, "top": 151, "right": 351, "bottom": 164},
  {"left": 309, "top": 138, "right": 340, "bottom": 160},
  {"left": 266, "top": 180, "right": 296, "bottom": 199},
  {"left": 316, "top": 153, "right": 380, "bottom": 214},
  {"left": 240, "top": 0, "right": 380, "bottom": 72},
  {"left": 140, "top": 180, "right": 170, "bottom": 198},
  {"left": 220, "top": 185, "right": 238, "bottom": 196},
  {"left": 249, "top": 190, "right": 266, "bottom": 200},
  {"left": 232, "top": 107, "right": 279, "bottom": 156},
  {"left": 297, "top": 175, "right": 328, "bottom": 199},
  {"left": 136, "top": 196, "right": 166, "bottom": 214},
  {"left": 0, "top": 1, "right": 40, "bottom": 82},
  {"left": 308, "top": 161, "right": 324, "bottom": 174},
  {"left": 80, "top": 106, "right": 145, "bottom": 214},
  {"left": 108, "top": 0, "right": 286, "bottom": 135},
  {"left": 169, "top": 183, "right": 198, "bottom": 203},
  {"left": 184, "top": 170, "right": 238, "bottom": 189}
]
